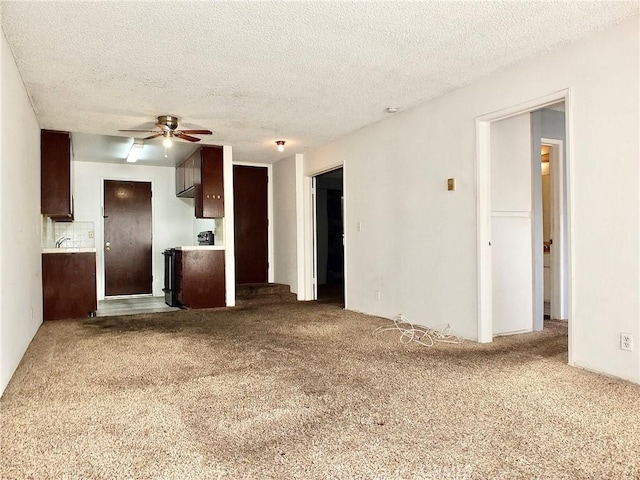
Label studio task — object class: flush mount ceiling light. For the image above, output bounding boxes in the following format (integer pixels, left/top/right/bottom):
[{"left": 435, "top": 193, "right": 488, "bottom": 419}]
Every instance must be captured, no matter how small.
[
  {"left": 126, "top": 141, "right": 143, "bottom": 163},
  {"left": 276, "top": 140, "right": 285, "bottom": 152},
  {"left": 386, "top": 107, "right": 399, "bottom": 113}
]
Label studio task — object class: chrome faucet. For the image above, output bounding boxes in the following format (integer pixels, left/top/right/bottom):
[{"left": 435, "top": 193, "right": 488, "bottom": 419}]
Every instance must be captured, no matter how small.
[{"left": 55, "top": 237, "right": 71, "bottom": 248}]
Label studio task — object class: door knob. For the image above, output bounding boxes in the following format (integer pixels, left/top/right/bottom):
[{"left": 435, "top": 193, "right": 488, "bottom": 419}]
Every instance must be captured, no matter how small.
[{"left": 105, "top": 242, "right": 111, "bottom": 247}]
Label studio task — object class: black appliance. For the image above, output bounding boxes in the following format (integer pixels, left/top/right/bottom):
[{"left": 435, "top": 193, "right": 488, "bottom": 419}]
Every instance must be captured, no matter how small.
[
  {"left": 197, "top": 230, "right": 215, "bottom": 245},
  {"left": 162, "top": 248, "right": 179, "bottom": 307}
]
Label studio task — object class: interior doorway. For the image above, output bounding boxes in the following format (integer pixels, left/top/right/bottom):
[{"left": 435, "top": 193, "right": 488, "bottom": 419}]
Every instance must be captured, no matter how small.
[
  {"left": 540, "top": 141, "right": 566, "bottom": 321},
  {"left": 314, "top": 168, "right": 344, "bottom": 305},
  {"left": 533, "top": 107, "right": 568, "bottom": 327},
  {"left": 541, "top": 144, "right": 553, "bottom": 318},
  {"left": 487, "top": 107, "right": 568, "bottom": 337},
  {"left": 476, "top": 91, "right": 573, "bottom": 363},
  {"left": 103, "top": 180, "right": 153, "bottom": 296}
]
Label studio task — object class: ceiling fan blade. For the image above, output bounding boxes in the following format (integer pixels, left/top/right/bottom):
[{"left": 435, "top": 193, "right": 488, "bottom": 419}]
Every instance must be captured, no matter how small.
[
  {"left": 118, "top": 129, "right": 157, "bottom": 133},
  {"left": 143, "top": 133, "right": 163, "bottom": 140},
  {"left": 175, "top": 133, "right": 201, "bottom": 142},
  {"left": 177, "top": 129, "right": 212, "bottom": 135}
]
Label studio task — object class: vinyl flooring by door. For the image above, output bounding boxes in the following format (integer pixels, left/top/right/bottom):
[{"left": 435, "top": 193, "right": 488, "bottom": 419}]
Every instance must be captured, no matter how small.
[{"left": 97, "top": 296, "right": 179, "bottom": 317}]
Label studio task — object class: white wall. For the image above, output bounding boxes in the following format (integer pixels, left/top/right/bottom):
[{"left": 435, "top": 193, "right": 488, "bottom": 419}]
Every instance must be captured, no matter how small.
[
  {"left": 0, "top": 31, "right": 42, "bottom": 395},
  {"left": 299, "top": 17, "right": 640, "bottom": 383},
  {"left": 273, "top": 155, "right": 299, "bottom": 293},
  {"left": 73, "top": 161, "right": 194, "bottom": 299}
]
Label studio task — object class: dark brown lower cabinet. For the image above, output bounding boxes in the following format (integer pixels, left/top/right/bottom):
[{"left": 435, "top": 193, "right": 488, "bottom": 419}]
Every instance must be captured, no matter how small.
[
  {"left": 175, "top": 249, "right": 225, "bottom": 309},
  {"left": 42, "top": 252, "right": 97, "bottom": 321}
]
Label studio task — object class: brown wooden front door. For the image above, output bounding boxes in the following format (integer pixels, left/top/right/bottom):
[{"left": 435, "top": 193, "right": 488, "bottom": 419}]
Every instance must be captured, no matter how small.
[
  {"left": 104, "top": 180, "right": 153, "bottom": 296},
  {"left": 233, "top": 165, "right": 268, "bottom": 284}
]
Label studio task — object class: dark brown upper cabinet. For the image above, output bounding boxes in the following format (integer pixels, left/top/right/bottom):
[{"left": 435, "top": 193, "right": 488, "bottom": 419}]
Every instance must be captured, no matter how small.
[
  {"left": 41, "top": 129, "right": 73, "bottom": 220},
  {"left": 176, "top": 145, "right": 224, "bottom": 218},
  {"left": 176, "top": 149, "right": 199, "bottom": 198},
  {"left": 196, "top": 146, "right": 224, "bottom": 218}
]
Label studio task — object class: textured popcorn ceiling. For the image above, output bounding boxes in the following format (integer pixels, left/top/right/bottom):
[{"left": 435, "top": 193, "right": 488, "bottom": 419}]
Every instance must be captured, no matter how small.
[{"left": 1, "top": 1, "right": 638, "bottom": 165}]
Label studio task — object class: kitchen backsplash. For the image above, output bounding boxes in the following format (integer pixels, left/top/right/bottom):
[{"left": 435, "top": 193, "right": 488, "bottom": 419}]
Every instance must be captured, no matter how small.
[
  {"left": 42, "top": 218, "right": 95, "bottom": 248},
  {"left": 42, "top": 217, "right": 222, "bottom": 249}
]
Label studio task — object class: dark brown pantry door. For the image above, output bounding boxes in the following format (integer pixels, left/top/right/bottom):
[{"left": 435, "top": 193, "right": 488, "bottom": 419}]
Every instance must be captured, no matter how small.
[
  {"left": 104, "top": 180, "right": 153, "bottom": 296},
  {"left": 233, "top": 165, "right": 268, "bottom": 284}
]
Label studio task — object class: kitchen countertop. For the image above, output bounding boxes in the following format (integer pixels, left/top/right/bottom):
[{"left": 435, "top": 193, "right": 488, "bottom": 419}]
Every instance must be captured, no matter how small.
[
  {"left": 42, "top": 248, "right": 97, "bottom": 254},
  {"left": 175, "top": 245, "right": 225, "bottom": 251}
]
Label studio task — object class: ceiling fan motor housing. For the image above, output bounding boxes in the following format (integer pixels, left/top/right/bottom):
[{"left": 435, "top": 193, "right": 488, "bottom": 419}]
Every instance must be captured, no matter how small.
[{"left": 157, "top": 115, "right": 179, "bottom": 131}]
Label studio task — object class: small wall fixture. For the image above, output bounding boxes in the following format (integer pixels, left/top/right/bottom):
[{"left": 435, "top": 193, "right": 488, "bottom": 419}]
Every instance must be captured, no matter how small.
[
  {"left": 276, "top": 140, "right": 285, "bottom": 152},
  {"left": 126, "top": 142, "right": 143, "bottom": 163},
  {"left": 447, "top": 178, "right": 456, "bottom": 191}
]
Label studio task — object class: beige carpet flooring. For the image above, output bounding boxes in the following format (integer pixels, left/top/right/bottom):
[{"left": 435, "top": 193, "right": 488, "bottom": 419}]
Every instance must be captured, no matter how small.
[{"left": 1, "top": 302, "right": 639, "bottom": 479}]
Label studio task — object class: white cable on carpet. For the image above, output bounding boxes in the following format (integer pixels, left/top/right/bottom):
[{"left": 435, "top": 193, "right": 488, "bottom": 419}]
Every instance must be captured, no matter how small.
[{"left": 373, "top": 314, "right": 463, "bottom": 347}]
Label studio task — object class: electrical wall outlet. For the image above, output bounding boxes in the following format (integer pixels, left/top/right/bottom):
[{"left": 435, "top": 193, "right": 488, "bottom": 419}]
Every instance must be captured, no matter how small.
[
  {"left": 620, "top": 333, "right": 633, "bottom": 351},
  {"left": 375, "top": 290, "right": 381, "bottom": 301}
]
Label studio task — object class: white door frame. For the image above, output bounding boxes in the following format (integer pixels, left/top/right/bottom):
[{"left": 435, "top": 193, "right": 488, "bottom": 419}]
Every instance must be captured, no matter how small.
[
  {"left": 476, "top": 89, "right": 574, "bottom": 364},
  {"left": 311, "top": 176, "right": 318, "bottom": 300},
  {"left": 300, "top": 175, "right": 315, "bottom": 300}
]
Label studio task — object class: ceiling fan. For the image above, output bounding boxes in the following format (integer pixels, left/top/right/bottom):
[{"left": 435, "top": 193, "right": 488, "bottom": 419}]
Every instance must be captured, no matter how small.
[{"left": 119, "top": 115, "right": 212, "bottom": 142}]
